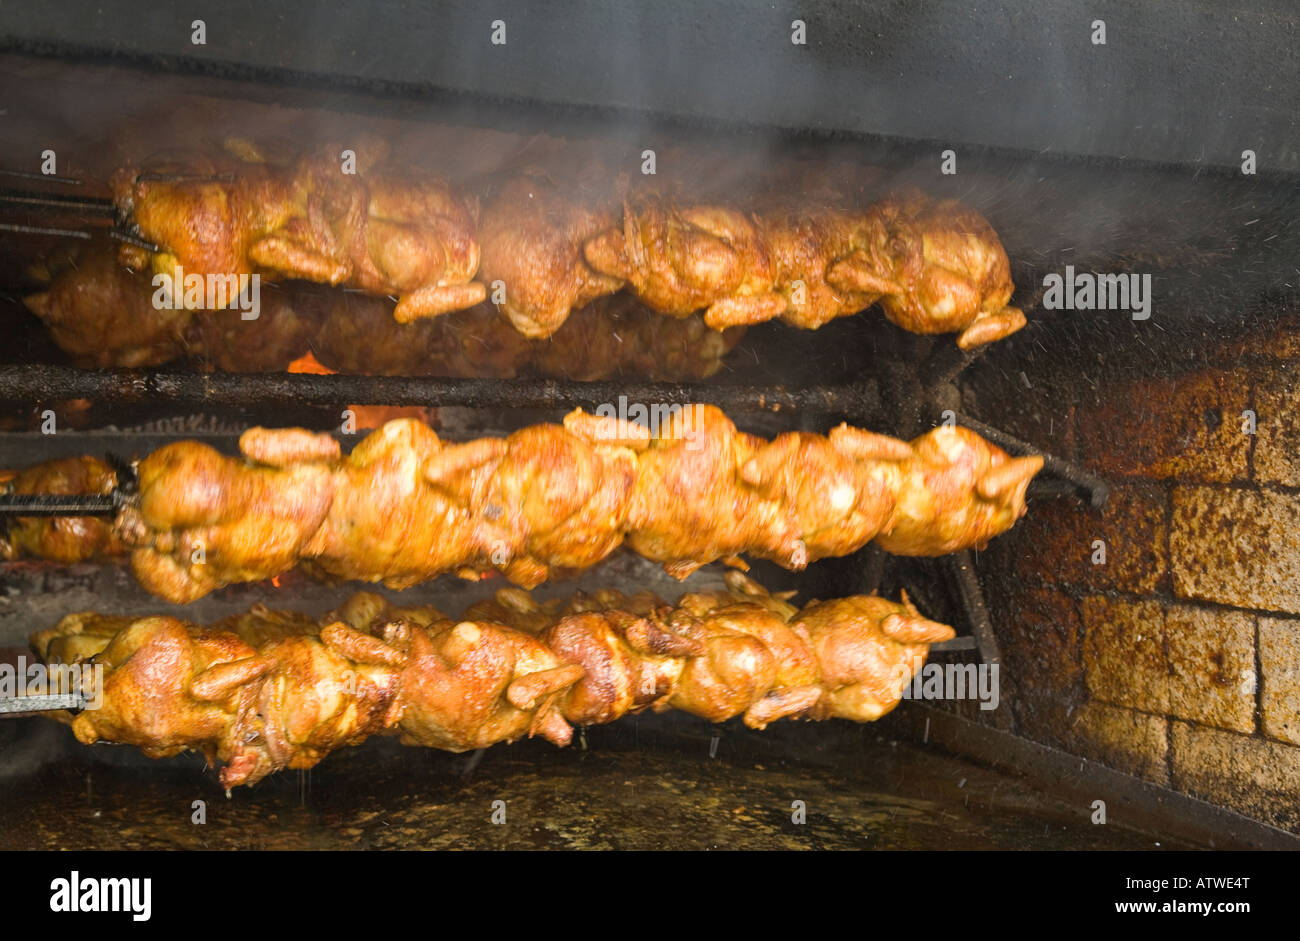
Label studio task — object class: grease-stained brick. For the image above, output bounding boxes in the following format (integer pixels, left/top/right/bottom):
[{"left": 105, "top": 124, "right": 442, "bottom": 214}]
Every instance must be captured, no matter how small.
[
  {"left": 1075, "top": 368, "right": 1251, "bottom": 483},
  {"left": 1260, "top": 617, "right": 1300, "bottom": 746},
  {"left": 1252, "top": 365, "right": 1300, "bottom": 488},
  {"left": 1171, "top": 486, "right": 1300, "bottom": 612},
  {"left": 1223, "top": 312, "right": 1300, "bottom": 361},
  {"left": 1080, "top": 596, "right": 1169, "bottom": 713},
  {"left": 1171, "top": 722, "right": 1300, "bottom": 832},
  {"left": 1001, "top": 588, "right": 1083, "bottom": 694},
  {"left": 1000, "top": 588, "right": 1085, "bottom": 747},
  {"left": 1013, "top": 486, "right": 1167, "bottom": 593},
  {"left": 1165, "top": 606, "right": 1255, "bottom": 732},
  {"left": 1071, "top": 701, "right": 1169, "bottom": 784}
]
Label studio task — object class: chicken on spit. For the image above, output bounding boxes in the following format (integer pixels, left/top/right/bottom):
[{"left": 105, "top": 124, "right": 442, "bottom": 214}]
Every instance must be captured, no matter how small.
[
  {"left": 0, "top": 457, "right": 124, "bottom": 563},
  {"left": 117, "top": 407, "right": 1041, "bottom": 603},
  {"left": 584, "top": 191, "right": 1026, "bottom": 349},
  {"left": 476, "top": 170, "right": 625, "bottom": 338},
  {"left": 112, "top": 147, "right": 486, "bottom": 323},
  {"left": 24, "top": 240, "right": 740, "bottom": 380},
  {"left": 33, "top": 573, "right": 953, "bottom": 788},
  {"left": 110, "top": 146, "right": 1025, "bottom": 347}
]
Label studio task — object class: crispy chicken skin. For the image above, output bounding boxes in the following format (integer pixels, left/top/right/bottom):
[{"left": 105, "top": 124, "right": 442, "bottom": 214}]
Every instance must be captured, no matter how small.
[
  {"left": 117, "top": 431, "right": 339, "bottom": 603},
  {"left": 0, "top": 457, "right": 124, "bottom": 563},
  {"left": 112, "top": 148, "right": 486, "bottom": 323},
  {"left": 33, "top": 573, "right": 952, "bottom": 786},
  {"left": 111, "top": 146, "right": 1023, "bottom": 347},
  {"left": 23, "top": 239, "right": 191, "bottom": 368},
  {"left": 24, "top": 245, "right": 738, "bottom": 380},
  {"left": 476, "top": 170, "right": 625, "bottom": 338},
  {"left": 116, "top": 407, "right": 1040, "bottom": 603},
  {"left": 585, "top": 192, "right": 1026, "bottom": 348}
]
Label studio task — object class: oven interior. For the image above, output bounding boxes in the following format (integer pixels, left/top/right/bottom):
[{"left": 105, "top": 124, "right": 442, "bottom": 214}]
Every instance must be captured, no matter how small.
[{"left": 0, "top": 7, "right": 1297, "bottom": 850}]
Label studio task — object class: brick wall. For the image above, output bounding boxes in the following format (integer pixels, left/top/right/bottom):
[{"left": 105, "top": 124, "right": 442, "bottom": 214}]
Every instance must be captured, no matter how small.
[{"left": 970, "top": 312, "right": 1300, "bottom": 832}]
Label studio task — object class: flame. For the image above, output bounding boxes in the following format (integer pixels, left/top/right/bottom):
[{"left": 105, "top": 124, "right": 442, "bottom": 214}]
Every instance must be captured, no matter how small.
[
  {"left": 348, "top": 405, "right": 437, "bottom": 430},
  {"left": 271, "top": 575, "right": 282, "bottom": 588},
  {"left": 287, "top": 352, "right": 335, "bottom": 375},
  {"left": 283, "top": 353, "right": 435, "bottom": 430}
]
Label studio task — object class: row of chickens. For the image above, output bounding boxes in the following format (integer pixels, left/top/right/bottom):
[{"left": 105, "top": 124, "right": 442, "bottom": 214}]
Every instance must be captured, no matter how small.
[
  {"left": 34, "top": 572, "right": 953, "bottom": 788},
  {"left": 23, "top": 239, "right": 741, "bottom": 379},
  {"left": 112, "top": 405, "right": 1041, "bottom": 603},
  {"left": 112, "top": 145, "right": 1026, "bottom": 348}
]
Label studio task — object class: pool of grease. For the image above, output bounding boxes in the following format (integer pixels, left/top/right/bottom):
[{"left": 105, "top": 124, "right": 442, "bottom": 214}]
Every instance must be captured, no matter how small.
[{"left": 0, "top": 714, "right": 1192, "bottom": 850}]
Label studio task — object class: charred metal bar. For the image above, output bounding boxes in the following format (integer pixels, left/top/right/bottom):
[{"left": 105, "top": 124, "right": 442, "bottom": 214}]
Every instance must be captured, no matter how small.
[
  {"left": 928, "top": 341, "right": 989, "bottom": 389},
  {"left": 0, "top": 493, "right": 116, "bottom": 516},
  {"left": 955, "top": 411, "right": 1110, "bottom": 508},
  {"left": 0, "top": 694, "right": 87, "bottom": 715},
  {"left": 0, "top": 169, "right": 85, "bottom": 186},
  {"left": 133, "top": 172, "right": 236, "bottom": 184},
  {"left": 0, "top": 187, "right": 116, "bottom": 216},
  {"left": 946, "top": 549, "right": 1001, "bottom": 666},
  {"left": 0, "top": 221, "right": 90, "bottom": 240},
  {"left": 1026, "top": 478, "right": 1098, "bottom": 500},
  {"left": 0, "top": 366, "right": 885, "bottom": 423},
  {"left": 108, "top": 228, "right": 160, "bottom": 252}
]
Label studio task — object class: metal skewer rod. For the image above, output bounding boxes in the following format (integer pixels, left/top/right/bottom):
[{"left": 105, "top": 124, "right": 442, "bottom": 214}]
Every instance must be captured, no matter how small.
[
  {"left": 0, "top": 694, "right": 87, "bottom": 715},
  {"left": 0, "top": 169, "right": 85, "bottom": 186},
  {"left": 0, "top": 187, "right": 116, "bottom": 216},
  {"left": 955, "top": 411, "right": 1110, "bottom": 508},
  {"left": 0, "top": 222, "right": 92, "bottom": 240},
  {"left": 0, "top": 493, "right": 118, "bottom": 516}
]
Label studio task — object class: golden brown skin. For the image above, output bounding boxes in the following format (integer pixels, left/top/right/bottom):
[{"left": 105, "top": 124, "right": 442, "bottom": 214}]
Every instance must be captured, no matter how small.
[
  {"left": 476, "top": 171, "right": 625, "bottom": 338},
  {"left": 31, "top": 574, "right": 953, "bottom": 785},
  {"left": 387, "top": 617, "right": 583, "bottom": 752},
  {"left": 117, "top": 429, "right": 339, "bottom": 603},
  {"left": 313, "top": 292, "right": 743, "bottom": 381},
  {"left": 0, "top": 457, "right": 124, "bottom": 563},
  {"left": 31, "top": 611, "right": 138, "bottom": 665},
  {"left": 585, "top": 199, "right": 778, "bottom": 321},
  {"left": 313, "top": 293, "right": 534, "bottom": 378},
  {"left": 23, "top": 246, "right": 738, "bottom": 379},
  {"left": 800, "top": 593, "right": 955, "bottom": 721},
  {"left": 116, "top": 407, "right": 1040, "bottom": 603},
  {"left": 585, "top": 193, "right": 1026, "bottom": 348},
  {"left": 64, "top": 618, "right": 266, "bottom": 768},
  {"left": 820, "top": 195, "right": 1027, "bottom": 350},
  {"left": 529, "top": 293, "right": 744, "bottom": 381},
  {"left": 112, "top": 149, "right": 486, "bottom": 323},
  {"left": 307, "top": 419, "right": 497, "bottom": 588},
  {"left": 110, "top": 147, "right": 1021, "bottom": 346},
  {"left": 23, "top": 240, "right": 191, "bottom": 368},
  {"left": 867, "top": 424, "right": 1042, "bottom": 556}
]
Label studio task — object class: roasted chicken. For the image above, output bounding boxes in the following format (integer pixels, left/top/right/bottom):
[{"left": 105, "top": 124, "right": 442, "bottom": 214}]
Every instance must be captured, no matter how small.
[
  {"left": 112, "top": 147, "right": 486, "bottom": 322},
  {"left": 24, "top": 242, "right": 740, "bottom": 380},
  {"left": 476, "top": 170, "right": 625, "bottom": 338},
  {"left": 33, "top": 572, "right": 954, "bottom": 787},
  {"left": 23, "top": 240, "right": 192, "bottom": 368},
  {"left": 584, "top": 191, "right": 1026, "bottom": 349},
  {"left": 0, "top": 457, "right": 124, "bottom": 562},
  {"left": 111, "top": 147, "right": 1025, "bottom": 347},
  {"left": 116, "top": 407, "right": 1041, "bottom": 603}
]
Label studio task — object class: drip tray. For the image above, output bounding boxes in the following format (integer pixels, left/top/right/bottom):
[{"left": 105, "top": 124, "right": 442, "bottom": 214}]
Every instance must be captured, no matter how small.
[{"left": 0, "top": 716, "right": 1187, "bottom": 850}]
